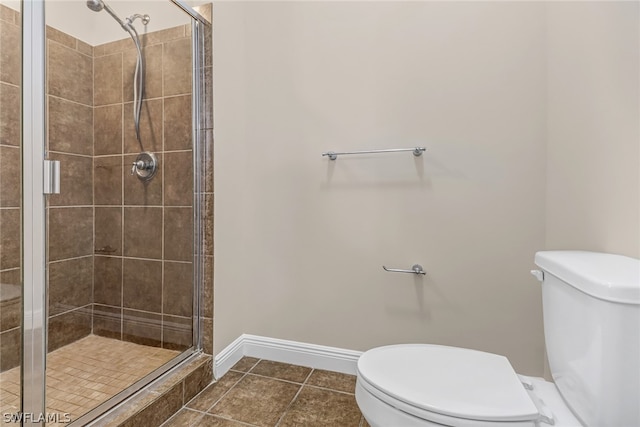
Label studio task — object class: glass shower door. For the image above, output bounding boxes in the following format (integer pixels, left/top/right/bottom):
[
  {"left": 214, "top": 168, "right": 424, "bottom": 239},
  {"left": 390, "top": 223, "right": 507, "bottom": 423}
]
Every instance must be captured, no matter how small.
[{"left": 43, "top": 0, "right": 201, "bottom": 424}]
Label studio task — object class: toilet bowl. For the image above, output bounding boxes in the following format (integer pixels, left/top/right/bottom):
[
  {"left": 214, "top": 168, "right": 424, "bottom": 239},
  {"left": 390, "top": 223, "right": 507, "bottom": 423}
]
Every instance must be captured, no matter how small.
[
  {"left": 355, "top": 344, "right": 581, "bottom": 427},
  {"left": 355, "top": 251, "right": 640, "bottom": 427}
]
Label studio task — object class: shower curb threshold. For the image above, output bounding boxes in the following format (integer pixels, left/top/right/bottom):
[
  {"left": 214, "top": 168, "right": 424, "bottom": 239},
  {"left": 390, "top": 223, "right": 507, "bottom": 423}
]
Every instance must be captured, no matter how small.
[{"left": 87, "top": 352, "right": 213, "bottom": 427}]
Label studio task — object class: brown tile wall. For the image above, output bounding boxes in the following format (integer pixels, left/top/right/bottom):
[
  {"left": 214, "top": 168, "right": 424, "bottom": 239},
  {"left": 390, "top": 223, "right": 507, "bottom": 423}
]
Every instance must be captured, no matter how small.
[
  {"left": 91, "top": 24, "right": 196, "bottom": 353},
  {"left": 46, "top": 25, "right": 95, "bottom": 352},
  {"left": 0, "top": 4, "right": 22, "bottom": 372},
  {"left": 196, "top": 4, "right": 215, "bottom": 356}
]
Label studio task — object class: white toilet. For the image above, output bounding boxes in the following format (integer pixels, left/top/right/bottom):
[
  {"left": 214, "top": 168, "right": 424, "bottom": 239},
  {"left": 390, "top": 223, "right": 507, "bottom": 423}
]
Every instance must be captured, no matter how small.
[{"left": 356, "top": 251, "right": 640, "bottom": 427}]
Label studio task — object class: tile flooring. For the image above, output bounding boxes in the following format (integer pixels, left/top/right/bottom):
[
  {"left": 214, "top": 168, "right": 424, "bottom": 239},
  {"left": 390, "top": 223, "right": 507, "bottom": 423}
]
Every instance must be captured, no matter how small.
[
  {"left": 0, "top": 334, "right": 179, "bottom": 426},
  {"left": 162, "top": 357, "right": 371, "bottom": 427}
]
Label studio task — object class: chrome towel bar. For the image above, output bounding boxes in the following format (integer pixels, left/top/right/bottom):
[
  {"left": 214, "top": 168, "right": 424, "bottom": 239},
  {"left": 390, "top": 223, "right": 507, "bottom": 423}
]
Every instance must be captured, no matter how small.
[
  {"left": 383, "top": 264, "right": 426, "bottom": 275},
  {"left": 322, "top": 147, "right": 426, "bottom": 160}
]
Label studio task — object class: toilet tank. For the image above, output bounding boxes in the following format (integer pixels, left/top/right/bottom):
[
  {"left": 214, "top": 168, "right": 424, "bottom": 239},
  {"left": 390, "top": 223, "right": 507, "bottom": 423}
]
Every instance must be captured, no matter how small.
[{"left": 535, "top": 251, "right": 640, "bottom": 427}]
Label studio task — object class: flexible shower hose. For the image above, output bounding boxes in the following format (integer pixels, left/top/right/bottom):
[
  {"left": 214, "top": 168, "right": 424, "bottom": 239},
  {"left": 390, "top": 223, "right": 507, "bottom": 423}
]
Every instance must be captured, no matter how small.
[{"left": 125, "top": 23, "right": 145, "bottom": 145}]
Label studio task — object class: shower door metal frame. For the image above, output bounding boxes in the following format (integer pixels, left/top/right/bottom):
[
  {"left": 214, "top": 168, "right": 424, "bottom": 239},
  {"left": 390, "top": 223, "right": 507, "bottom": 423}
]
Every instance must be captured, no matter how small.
[
  {"left": 189, "top": 7, "right": 208, "bottom": 355},
  {"left": 22, "top": 0, "right": 48, "bottom": 425}
]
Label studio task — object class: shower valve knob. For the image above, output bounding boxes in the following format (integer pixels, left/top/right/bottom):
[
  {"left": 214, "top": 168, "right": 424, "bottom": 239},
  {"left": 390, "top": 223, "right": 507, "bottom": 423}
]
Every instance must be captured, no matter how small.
[
  {"left": 130, "top": 160, "right": 147, "bottom": 175},
  {"left": 130, "top": 152, "right": 158, "bottom": 182}
]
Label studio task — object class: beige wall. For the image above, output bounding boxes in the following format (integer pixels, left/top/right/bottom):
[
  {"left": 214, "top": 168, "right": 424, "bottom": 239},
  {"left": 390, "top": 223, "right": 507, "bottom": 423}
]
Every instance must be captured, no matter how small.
[
  {"left": 546, "top": 2, "right": 640, "bottom": 258},
  {"left": 214, "top": 1, "right": 548, "bottom": 376}
]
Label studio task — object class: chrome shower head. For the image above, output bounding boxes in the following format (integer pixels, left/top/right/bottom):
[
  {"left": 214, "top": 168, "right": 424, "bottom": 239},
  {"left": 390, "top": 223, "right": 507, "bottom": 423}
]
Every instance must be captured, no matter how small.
[
  {"left": 86, "top": 0, "right": 130, "bottom": 30},
  {"left": 86, "top": 0, "right": 104, "bottom": 12}
]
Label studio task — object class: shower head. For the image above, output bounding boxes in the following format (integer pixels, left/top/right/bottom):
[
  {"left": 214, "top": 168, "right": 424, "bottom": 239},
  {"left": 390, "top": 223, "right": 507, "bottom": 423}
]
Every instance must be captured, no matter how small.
[
  {"left": 86, "top": 0, "right": 150, "bottom": 31},
  {"left": 86, "top": 0, "right": 129, "bottom": 30},
  {"left": 86, "top": 0, "right": 104, "bottom": 12}
]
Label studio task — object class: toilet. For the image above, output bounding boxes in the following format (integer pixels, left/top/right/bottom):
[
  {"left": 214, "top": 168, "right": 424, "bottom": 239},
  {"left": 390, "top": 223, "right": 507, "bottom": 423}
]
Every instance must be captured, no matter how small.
[{"left": 356, "top": 251, "right": 640, "bottom": 427}]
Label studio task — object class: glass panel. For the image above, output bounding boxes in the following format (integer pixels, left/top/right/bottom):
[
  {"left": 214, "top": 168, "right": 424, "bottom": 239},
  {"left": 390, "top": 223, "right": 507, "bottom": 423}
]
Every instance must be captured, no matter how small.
[
  {"left": 0, "top": 0, "right": 22, "bottom": 423},
  {"left": 43, "top": 1, "right": 196, "bottom": 423}
]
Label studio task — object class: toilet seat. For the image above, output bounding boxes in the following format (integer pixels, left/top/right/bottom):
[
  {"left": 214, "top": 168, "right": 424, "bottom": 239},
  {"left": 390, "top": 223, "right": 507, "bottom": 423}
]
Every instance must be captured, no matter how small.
[{"left": 357, "top": 344, "right": 541, "bottom": 425}]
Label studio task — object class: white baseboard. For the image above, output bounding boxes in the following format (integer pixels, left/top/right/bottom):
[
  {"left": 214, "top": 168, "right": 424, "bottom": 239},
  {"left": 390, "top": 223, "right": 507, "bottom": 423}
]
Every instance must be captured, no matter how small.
[
  {"left": 213, "top": 335, "right": 245, "bottom": 379},
  {"left": 214, "top": 334, "right": 362, "bottom": 379}
]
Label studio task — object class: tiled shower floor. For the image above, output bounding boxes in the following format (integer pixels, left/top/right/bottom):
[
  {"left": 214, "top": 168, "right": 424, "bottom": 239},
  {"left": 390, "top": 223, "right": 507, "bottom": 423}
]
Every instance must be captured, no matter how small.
[
  {"left": 162, "top": 357, "right": 371, "bottom": 427},
  {"left": 0, "top": 334, "right": 179, "bottom": 426}
]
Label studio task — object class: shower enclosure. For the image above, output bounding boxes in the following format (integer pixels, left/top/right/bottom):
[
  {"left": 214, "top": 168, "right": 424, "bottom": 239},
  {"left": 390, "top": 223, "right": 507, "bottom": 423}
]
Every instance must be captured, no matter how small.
[{"left": 0, "top": 0, "right": 212, "bottom": 425}]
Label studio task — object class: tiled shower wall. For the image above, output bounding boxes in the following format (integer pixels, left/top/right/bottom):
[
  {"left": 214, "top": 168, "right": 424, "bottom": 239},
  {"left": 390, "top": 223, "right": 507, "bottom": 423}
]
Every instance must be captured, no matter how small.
[
  {"left": 198, "top": 5, "right": 214, "bottom": 355},
  {"left": 46, "top": 25, "right": 95, "bottom": 352},
  {"left": 0, "top": 5, "right": 22, "bottom": 371},
  {"left": 91, "top": 25, "right": 195, "bottom": 351}
]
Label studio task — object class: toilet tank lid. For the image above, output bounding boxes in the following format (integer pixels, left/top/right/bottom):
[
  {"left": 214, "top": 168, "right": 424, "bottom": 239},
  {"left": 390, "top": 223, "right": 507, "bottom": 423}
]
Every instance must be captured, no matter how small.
[{"left": 535, "top": 251, "right": 640, "bottom": 304}]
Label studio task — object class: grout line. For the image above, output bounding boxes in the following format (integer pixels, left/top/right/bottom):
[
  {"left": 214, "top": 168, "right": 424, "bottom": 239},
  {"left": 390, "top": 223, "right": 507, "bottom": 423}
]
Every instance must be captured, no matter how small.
[
  {"left": 162, "top": 93, "right": 193, "bottom": 101},
  {"left": 158, "top": 149, "right": 194, "bottom": 154},
  {"left": 273, "top": 369, "right": 312, "bottom": 427},
  {"left": 120, "top": 62, "right": 125, "bottom": 342},
  {"left": 277, "top": 368, "right": 316, "bottom": 427},
  {"left": 47, "top": 37, "right": 94, "bottom": 60},
  {"left": 48, "top": 92, "right": 93, "bottom": 109},
  {"left": 92, "top": 153, "right": 123, "bottom": 159},
  {"left": 244, "top": 358, "right": 261, "bottom": 373},
  {"left": 206, "top": 414, "right": 259, "bottom": 427},
  {"left": 302, "top": 383, "right": 356, "bottom": 396},
  {"left": 47, "top": 205, "right": 94, "bottom": 209},
  {"left": 48, "top": 254, "right": 93, "bottom": 264},
  {"left": 96, "top": 254, "right": 192, "bottom": 265},
  {"left": 47, "top": 150, "right": 94, "bottom": 159},
  {"left": 92, "top": 64, "right": 96, "bottom": 337},
  {"left": 48, "top": 303, "right": 93, "bottom": 319},
  {"left": 93, "top": 148, "right": 192, "bottom": 159},
  {"left": 161, "top": 87, "right": 166, "bottom": 349},
  {"left": 117, "top": 205, "right": 193, "bottom": 209},
  {"left": 199, "top": 370, "right": 249, "bottom": 414},
  {"left": 0, "top": 81, "right": 20, "bottom": 90},
  {"left": 96, "top": 304, "right": 192, "bottom": 320},
  {"left": 241, "top": 371, "right": 313, "bottom": 388}
]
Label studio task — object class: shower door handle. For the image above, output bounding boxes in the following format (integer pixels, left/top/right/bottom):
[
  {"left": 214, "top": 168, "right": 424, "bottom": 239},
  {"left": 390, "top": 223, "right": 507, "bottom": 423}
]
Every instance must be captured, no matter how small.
[{"left": 43, "top": 160, "right": 60, "bottom": 195}]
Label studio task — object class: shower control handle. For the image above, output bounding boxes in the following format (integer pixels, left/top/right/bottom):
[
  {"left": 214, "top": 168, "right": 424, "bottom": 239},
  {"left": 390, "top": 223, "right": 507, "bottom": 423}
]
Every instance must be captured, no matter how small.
[
  {"left": 130, "top": 152, "right": 159, "bottom": 182},
  {"left": 130, "top": 160, "right": 147, "bottom": 175}
]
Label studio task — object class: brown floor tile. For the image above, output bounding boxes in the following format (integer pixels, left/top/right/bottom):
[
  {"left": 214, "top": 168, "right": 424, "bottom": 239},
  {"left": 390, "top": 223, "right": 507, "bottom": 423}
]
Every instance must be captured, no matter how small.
[
  {"left": 209, "top": 375, "right": 300, "bottom": 427},
  {"left": 306, "top": 369, "right": 357, "bottom": 394},
  {"left": 230, "top": 356, "right": 259, "bottom": 372},
  {"left": 361, "top": 416, "right": 370, "bottom": 427},
  {"left": 250, "top": 360, "right": 312, "bottom": 384},
  {"left": 187, "top": 370, "right": 244, "bottom": 411},
  {"left": 278, "top": 386, "right": 362, "bottom": 427}
]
